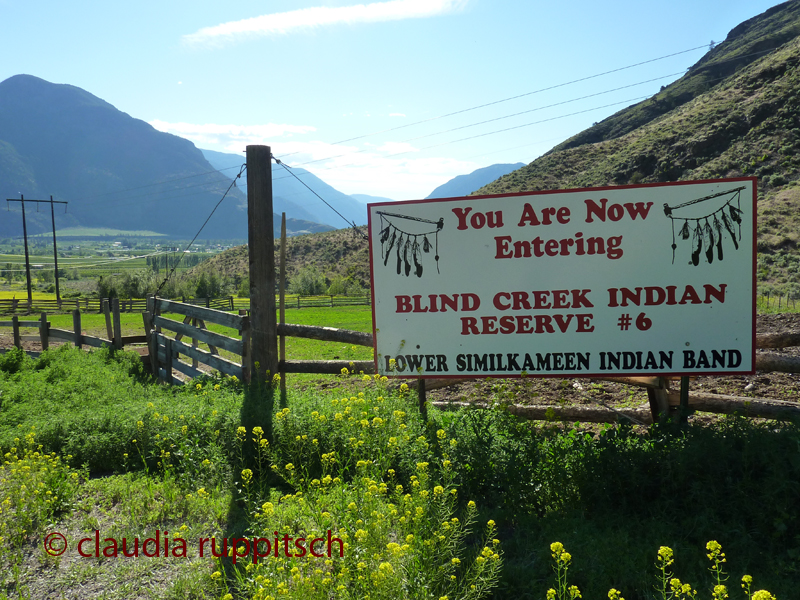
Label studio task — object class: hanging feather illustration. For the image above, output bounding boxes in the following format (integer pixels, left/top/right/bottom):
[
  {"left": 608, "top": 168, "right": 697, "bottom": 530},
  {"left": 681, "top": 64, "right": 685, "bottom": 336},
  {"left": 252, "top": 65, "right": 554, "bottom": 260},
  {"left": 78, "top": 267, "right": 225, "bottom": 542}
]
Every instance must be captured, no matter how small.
[
  {"left": 396, "top": 233, "right": 404, "bottom": 275},
  {"left": 691, "top": 222, "right": 702, "bottom": 266},
  {"left": 412, "top": 240, "right": 423, "bottom": 277},
  {"left": 663, "top": 186, "right": 747, "bottom": 267},
  {"left": 376, "top": 211, "right": 444, "bottom": 278},
  {"left": 728, "top": 203, "right": 742, "bottom": 224},
  {"left": 384, "top": 229, "right": 397, "bottom": 266},
  {"left": 704, "top": 219, "right": 715, "bottom": 264},
  {"left": 721, "top": 210, "right": 739, "bottom": 250},
  {"left": 403, "top": 239, "right": 412, "bottom": 277}
]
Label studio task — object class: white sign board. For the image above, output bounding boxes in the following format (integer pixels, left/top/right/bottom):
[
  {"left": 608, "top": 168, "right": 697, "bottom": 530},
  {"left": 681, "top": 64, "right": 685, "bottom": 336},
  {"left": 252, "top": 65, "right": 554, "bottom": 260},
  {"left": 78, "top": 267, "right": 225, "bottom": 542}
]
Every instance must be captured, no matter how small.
[{"left": 368, "top": 179, "right": 756, "bottom": 378}]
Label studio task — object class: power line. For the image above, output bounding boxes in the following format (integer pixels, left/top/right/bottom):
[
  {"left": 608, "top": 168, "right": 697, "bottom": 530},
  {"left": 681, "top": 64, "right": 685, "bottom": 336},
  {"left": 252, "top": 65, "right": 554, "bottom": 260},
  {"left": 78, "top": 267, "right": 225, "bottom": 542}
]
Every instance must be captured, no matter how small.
[
  {"left": 71, "top": 164, "right": 244, "bottom": 203},
  {"left": 269, "top": 45, "right": 778, "bottom": 190},
  {"left": 276, "top": 71, "right": 686, "bottom": 173},
  {"left": 277, "top": 44, "right": 711, "bottom": 158},
  {"left": 272, "top": 155, "right": 367, "bottom": 239},
  {"left": 156, "top": 164, "right": 246, "bottom": 294}
]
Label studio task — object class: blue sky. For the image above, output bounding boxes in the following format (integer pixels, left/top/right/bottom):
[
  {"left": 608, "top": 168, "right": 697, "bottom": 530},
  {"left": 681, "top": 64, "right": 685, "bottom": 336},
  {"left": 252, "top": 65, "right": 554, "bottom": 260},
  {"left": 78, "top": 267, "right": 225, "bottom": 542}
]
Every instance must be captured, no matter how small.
[{"left": 0, "top": 0, "right": 785, "bottom": 200}]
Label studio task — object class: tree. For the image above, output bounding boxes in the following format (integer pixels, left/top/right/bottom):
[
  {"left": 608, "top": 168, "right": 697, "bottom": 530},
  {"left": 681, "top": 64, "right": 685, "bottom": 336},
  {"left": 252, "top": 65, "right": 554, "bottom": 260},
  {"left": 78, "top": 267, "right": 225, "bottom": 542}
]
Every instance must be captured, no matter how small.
[
  {"left": 195, "top": 272, "right": 223, "bottom": 298},
  {"left": 289, "top": 266, "right": 327, "bottom": 296}
]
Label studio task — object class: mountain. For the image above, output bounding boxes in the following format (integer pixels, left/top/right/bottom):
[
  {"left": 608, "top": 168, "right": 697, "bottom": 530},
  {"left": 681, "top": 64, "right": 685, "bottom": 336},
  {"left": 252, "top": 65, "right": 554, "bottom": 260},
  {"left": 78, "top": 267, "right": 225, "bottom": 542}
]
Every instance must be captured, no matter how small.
[
  {"left": 0, "top": 75, "right": 248, "bottom": 239},
  {"left": 476, "top": 0, "right": 800, "bottom": 293},
  {"left": 202, "top": 149, "right": 368, "bottom": 229},
  {"left": 351, "top": 193, "right": 396, "bottom": 204},
  {"left": 425, "top": 163, "right": 525, "bottom": 199},
  {"left": 195, "top": 0, "right": 800, "bottom": 296}
]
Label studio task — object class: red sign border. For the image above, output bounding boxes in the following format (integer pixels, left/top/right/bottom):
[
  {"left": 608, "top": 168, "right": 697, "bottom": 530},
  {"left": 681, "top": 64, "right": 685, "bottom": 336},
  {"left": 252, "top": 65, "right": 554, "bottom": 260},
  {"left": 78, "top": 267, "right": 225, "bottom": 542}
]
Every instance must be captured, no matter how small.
[{"left": 367, "top": 177, "right": 758, "bottom": 379}]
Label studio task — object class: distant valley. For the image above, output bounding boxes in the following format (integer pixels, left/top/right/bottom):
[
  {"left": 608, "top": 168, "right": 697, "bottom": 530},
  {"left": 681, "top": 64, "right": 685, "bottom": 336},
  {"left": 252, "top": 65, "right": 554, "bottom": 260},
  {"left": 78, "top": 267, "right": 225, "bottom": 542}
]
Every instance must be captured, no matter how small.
[{"left": 0, "top": 73, "right": 522, "bottom": 240}]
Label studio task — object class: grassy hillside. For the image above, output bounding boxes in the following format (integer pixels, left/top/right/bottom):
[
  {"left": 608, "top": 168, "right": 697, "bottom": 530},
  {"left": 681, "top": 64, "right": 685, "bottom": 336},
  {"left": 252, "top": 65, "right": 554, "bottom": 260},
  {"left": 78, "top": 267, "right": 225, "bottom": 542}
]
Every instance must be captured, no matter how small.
[
  {"left": 194, "top": 2, "right": 800, "bottom": 297},
  {"left": 189, "top": 226, "right": 371, "bottom": 290},
  {"left": 478, "top": 22, "right": 800, "bottom": 295},
  {"left": 550, "top": 0, "right": 800, "bottom": 152}
]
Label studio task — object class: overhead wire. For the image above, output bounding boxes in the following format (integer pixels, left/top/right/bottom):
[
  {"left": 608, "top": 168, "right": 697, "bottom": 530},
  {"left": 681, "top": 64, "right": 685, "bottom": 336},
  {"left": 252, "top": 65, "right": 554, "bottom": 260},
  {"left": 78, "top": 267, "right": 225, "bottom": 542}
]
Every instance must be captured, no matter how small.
[
  {"left": 272, "top": 155, "right": 367, "bottom": 239},
  {"left": 273, "top": 71, "right": 687, "bottom": 174},
  {"left": 269, "top": 45, "right": 777, "bottom": 190},
  {"left": 276, "top": 44, "right": 711, "bottom": 158},
  {"left": 2, "top": 43, "right": 778, "bottom": 228},
  {"left": 0, "top": 251, "right": 173, "bottom": 273},
  {"left": 155, "top": 164, "right": 246, "bottom": 294}
]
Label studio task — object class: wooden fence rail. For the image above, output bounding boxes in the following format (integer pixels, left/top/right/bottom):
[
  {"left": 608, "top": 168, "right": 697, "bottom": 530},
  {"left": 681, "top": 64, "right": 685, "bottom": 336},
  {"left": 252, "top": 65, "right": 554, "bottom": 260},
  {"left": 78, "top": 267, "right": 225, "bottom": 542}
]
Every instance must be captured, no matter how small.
[
  {"left": 147, "top": 297, "right": 250, "bottom": 385},
  {"left": 0, "top": 296, "right": 237, "bottom": 315},
  {"left": 0, "top": 294, "right": 370, "bottom": 315},
  {"left": 5, "top": 296, "right": 800, "bottom": 424},
  {"left": 0, "top": 299, "right": 137, "bottom": 352}
]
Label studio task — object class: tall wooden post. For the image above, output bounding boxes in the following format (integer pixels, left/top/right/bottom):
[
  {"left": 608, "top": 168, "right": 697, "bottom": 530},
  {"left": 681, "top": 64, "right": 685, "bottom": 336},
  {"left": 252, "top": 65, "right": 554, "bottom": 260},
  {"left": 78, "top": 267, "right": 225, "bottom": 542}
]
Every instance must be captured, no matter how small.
[
  {"left": 279, "top": 212, "right": 287, "bottom": 393},
  {"left": 50, "top": 196, "right": 61, "bottom": 304},
  {"left": 20, "top": 196, "right": 33, "bottom": 309},
  {"left": 112, "top": 297, "right": 122, "bottom": 350},
  {"left": 247, "top": 145, "right": 278, "bottom": 380}
]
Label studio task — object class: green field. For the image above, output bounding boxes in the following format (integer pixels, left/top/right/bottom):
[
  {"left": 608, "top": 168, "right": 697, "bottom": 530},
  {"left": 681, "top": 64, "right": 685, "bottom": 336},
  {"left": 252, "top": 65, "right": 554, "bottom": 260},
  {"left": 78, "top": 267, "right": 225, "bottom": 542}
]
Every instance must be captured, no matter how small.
[{"left": 30, "top": 227, "right": 167, "bottom": 238}]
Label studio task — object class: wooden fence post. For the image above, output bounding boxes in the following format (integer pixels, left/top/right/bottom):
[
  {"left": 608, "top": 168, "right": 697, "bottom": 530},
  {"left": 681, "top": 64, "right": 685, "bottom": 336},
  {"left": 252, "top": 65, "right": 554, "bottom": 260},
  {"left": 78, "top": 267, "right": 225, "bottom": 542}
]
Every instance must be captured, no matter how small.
[
  {"left": 103, "top": 299, "right": 113, "bottom": 341},
  {"left": 241, "top": 316, "right": 251, "bottom": 384},
  {"left": 112, "top": 298, "right": 122, "bottom": 350},
  {"left": 73, "top": 309, "right": 82, "bottom": 349},
  {"left": 12, "top": 315, "right": 20, "bottom": 348},
  {"left": 164, "top": 337, "right": 174, "bottom": 385},
  {"left": 646, "top": 376, "right": 672, "bottom": 423},
  {"left": 39, "top": 312, "right": 48, "bottom": 350},
  {"left": 280, "top": 213, "right": 287, "bottom": 392},
  {"left": 247, "top": 144, "right": 278, "bottom": 380},
  {"left": 191, "top": 317, "right": 199, "bottom": 369}
]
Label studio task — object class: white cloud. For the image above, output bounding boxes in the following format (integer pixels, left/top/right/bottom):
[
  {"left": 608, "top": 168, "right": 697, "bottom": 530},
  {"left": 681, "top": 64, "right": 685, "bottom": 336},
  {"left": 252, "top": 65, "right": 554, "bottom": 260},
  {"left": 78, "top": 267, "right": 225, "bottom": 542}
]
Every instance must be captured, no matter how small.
[
  {"left": 388, "top": 112, "right": 406, "bottom": 117},
  {"left": 269, "top": 139, "right": 477, "bottom": 199},
  {"left": 183, "top": 0, "right": 467, "bottom": 46},
  {"left": 149, "top": 120, "right": 316, "bottom": 152},
  {"left": 377, "top": 141, "right": 418, "bottom": 154},
  {"left": 149, "top": 121, "right": 477, "bottom": 199}
]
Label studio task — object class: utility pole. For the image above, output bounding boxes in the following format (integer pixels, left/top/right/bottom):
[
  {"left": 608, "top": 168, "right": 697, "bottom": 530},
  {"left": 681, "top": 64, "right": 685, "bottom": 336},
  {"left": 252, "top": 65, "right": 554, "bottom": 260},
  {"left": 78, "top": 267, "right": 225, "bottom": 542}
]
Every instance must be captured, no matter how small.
[
  {"left": 6, "top": 195, "right": 68, "bottom": 308},
  {"left": 246, "top": 145, "right": 278, "bottom": 381}
]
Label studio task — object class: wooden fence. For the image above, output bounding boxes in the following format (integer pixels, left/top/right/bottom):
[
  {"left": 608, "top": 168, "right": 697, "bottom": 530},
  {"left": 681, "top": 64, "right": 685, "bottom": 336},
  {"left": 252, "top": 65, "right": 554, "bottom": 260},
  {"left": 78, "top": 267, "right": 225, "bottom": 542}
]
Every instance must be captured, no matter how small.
[
  {"left": 0, "top": 296, "right": 236, "bottom": 315},
  {"left": 145, "top": 297, "right": 374, "bottom": 385},
  {"left": 0, "top": 298, "right": 146, "bottom": 353},
  {"left": 5, "top": 293, "right": 800, "bottom": 425},
  {"left": 271, "top": 324, "right": 800, "bottom": 425},
  {"left": 0, "top": 294, "right": 371, "bottom": 315},
  {"left": 146, "top": 297, "right": 249, "bottom": 384}
]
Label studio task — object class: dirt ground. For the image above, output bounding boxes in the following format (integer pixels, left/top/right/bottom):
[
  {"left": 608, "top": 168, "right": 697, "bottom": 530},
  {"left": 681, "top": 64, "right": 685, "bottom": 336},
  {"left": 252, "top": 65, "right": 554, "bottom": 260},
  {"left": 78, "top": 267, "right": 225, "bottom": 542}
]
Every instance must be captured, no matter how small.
[
  {"left": 422, "top": 313, "right": 800, "bottom": 415},
  {"left": 2, "top": 314, "right": 799, "bottom": 416}
]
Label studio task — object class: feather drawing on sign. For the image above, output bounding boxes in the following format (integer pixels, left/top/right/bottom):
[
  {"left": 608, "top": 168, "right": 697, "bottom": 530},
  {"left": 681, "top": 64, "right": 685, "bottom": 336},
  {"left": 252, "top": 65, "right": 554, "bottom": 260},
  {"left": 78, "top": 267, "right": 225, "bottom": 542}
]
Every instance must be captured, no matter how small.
[
  {"left": 663, "top": 186, "right": 745, "bottom": 266},
  {"left": 377, "top": 211, "right": 444, "bottom": 278}
]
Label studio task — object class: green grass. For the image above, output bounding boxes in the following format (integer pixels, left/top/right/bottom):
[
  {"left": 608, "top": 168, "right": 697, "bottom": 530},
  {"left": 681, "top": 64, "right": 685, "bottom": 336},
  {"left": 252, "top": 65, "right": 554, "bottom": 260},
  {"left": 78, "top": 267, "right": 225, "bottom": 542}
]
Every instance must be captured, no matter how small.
[
  {"left": 1, "top": 346, "right": 795, "bottom": 599},
  {"left": 0, "top": 347, "right": 503, "bottom": 599},
  {"left": 1, "top": 305, "right": 797, "bottom": 599}
]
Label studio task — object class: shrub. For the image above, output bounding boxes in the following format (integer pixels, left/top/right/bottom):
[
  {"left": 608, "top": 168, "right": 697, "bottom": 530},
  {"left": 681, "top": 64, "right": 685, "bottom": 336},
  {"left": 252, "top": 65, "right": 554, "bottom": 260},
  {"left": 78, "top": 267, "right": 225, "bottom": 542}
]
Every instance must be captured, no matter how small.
[{"left": 290, "top": 266, "right": 327, "bottom": 296}]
